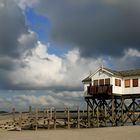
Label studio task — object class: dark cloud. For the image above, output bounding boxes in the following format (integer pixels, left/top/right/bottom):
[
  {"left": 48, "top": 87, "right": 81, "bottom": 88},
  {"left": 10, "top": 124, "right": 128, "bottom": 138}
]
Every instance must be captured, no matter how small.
[
  {"left": 0, "top": 0, "right": 27, "bottom": 58},
  {"left": 0, "top": 0, "right": 38, "bottom": 89},
  {"left": 36, "top": 0, "right": 140, "bottom": 58}
]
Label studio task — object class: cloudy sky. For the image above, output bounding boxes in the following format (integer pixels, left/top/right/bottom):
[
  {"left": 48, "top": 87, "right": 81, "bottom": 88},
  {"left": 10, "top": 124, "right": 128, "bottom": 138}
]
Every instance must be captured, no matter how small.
[{"left": 0, "top": 0, "right": 140, "bottom": 111}]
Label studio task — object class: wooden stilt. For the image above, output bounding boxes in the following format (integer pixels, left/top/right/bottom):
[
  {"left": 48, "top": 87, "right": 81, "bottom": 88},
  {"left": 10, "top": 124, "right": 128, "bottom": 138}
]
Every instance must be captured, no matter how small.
[
  {"left": 97, "top": 106, "right": 99, "bottom": 127},
  {"left": 104, "top": 105, "right": 107, "bottom": 127},
  {"left": 132, "top": 98, "right": 136, "bottom": 125},
  {"left": 112, "top": 96, "right": 115, "bottom": 126},
  {"left": 87, "top": 104, "right": 90, "bottom": 127},
  {"left": 121, "top": 97, "right": 124, "bottom": 126},
  {"left": 92, "top": 99, "right": 95, "bottom": 127}
]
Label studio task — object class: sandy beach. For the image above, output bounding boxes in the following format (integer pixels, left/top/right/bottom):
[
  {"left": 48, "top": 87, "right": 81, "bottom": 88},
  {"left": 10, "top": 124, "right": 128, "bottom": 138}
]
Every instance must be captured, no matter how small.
[{"left": 0, "top": 126, "right": 139, "bottom": 140}]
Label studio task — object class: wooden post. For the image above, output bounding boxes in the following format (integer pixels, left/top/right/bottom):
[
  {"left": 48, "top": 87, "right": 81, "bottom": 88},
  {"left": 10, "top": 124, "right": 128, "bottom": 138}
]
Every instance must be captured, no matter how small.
[
  {"left": 97, "top": 106, "right": 99, "bottom": 127},
  {"left": 121, "top": 97, "right": 124, "bottom": 126},
  {"left": 50, "top": 107, "right": 53, "bottom": 120},
  {"left": 19, "top": 112, "right": 22, "bottom": 131},
  {"left": 54, "top": 108, "right": 56, "bottom": 129},
  {"left": 104, "top": 105, "right": 107, "bottom": 127},
  {"left": 77, "top": 106, "right": 80, "bottom": 128},
  {"left": 12, "top": 108, "right": 16, "bottom": 122},
  {"left": 87, "top": 104, "right": 90, "bottom": 127},
  {"left": 112, "top": 96, "right": 115, "bottom": 126},
  {"left": 132, "top": 98, "right": 136, "bottom": 125},
  {"left": 28, "top": 106, "right": 32, "bottom": 120},
  {"left": 92, "top": 99, "right": 95, "bottom": 127},
  {"left": 43, "top": 109, "right": 46, "bottom": 127},
  {"left": 47, "top": 108, "right": 50, "bottom": 130},
  {"left": 114, "top": 98, "right": 117, "bottom": 126},
  {"left": 35, "top": 108, "right": 38, "bottom": 131},
  {"left": 67, "top": 107, "right": 70, "bottom": 129}
]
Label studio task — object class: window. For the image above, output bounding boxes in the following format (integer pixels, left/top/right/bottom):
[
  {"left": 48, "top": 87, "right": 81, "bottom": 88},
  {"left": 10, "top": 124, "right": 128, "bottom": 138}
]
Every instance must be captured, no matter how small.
[
  {"left": 94, "top": 80, "right": 98, "bottom": 86},
  {"left": 115, "top": 79, "right": 118, "bottom": 86},
  {"left": 119, "top": 80, "right": 121, "bottom": 87},
  {"left": 115, "top": 79, "right": 121, "bottom": 87},
  {"left": 105, "top": 78, "right": 110, "bottom": 85},
  {"left": 99, "top": 79, "right": 104, "bottom": 85},
  {"left": 133, "top": 79, "right": 138, "bottom": 87},
  {"left": 125, "top": 79, "right": 130, "bottom": 88}
]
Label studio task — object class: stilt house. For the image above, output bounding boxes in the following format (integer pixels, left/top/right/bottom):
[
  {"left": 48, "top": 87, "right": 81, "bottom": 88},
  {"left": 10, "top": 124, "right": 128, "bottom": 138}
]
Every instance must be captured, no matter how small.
[{"left": 82, "top": 67, "right": 140, "bottom": 96}]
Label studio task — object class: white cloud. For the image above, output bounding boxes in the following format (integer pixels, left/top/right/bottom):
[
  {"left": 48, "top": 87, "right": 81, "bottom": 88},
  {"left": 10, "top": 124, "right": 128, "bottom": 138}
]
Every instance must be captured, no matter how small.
[
  {"left": 9, "top": 41, "right": 104, "bottom": 89},
  {"left": 125, "top": 48, "right": 140, "bottom": 57}
]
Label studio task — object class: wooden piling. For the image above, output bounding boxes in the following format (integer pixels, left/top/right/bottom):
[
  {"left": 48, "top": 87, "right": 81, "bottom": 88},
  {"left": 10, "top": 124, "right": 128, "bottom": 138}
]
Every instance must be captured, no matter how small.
[
  {"left": 87, "top": 104, "right": 90, "bottom": 127},
  {"left": 104, "top": 105, "right": 107, "bottom": 127},
  {"left": 132, "top": 98, "right": 136, "bottom": 125},
  {"left": 121, "top": 97, "right": 124, "bottom": 126},
  {"left": 97, "top": 106, "right": 99, "bottom": 127},
  {"left": 112, "top": 96, "right": 115, "bottom": 126}
]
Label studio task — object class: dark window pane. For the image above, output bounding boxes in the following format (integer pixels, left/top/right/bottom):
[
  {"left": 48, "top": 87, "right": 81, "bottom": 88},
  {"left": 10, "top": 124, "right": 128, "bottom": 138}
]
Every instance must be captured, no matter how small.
[
  {"left": 99, "top": 79, "right": 104, "bottom": 85},
  {"left": 133, "top": 79, "right": 138, "bottom": 87},
  {"left": 105, "top": 78, "right": 110, "bottom": 85}
]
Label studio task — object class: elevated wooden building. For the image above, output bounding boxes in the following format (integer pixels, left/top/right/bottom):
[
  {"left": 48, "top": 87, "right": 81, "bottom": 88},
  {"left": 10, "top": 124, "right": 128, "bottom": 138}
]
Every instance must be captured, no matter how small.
[{"left": 82, "top": 67, "right": 140, "bottom": 127}]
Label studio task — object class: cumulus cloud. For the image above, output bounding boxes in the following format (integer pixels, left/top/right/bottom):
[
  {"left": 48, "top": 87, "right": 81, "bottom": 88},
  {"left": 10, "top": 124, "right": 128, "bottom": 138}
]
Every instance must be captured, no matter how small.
[
  {"left": 35, "top": 0, "right": 140, "bottom": 58},
  {"left": 8, "top": 41, "right": 103, "bottom": 90},
  {"left": 0, "top": 0, "right": 139, "bottom": 90}
]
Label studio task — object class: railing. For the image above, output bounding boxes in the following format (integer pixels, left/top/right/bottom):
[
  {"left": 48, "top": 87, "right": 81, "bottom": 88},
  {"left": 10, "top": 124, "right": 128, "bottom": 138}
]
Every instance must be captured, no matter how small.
[{"left": 87, "top": 85, "right": 112, "bottom": 95}]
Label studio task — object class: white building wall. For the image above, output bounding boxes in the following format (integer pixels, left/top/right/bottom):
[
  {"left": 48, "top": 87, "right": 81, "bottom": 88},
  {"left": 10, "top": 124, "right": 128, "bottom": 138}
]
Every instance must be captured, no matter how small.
[
  {"left": 112, "top": 77, "right": 123, "bottom": 95},
  {"left": 123, "top": 76, "right": 140, "bottom": 94}
]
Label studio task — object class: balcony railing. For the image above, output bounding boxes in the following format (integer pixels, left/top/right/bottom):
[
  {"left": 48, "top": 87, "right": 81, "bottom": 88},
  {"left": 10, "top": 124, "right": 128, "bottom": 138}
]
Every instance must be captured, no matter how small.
[{"left": 87, "top": 85, "right": 112, "bottom": 96}]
